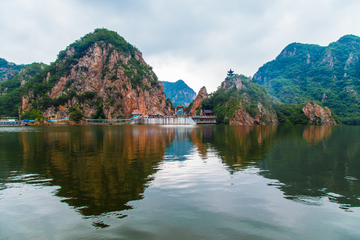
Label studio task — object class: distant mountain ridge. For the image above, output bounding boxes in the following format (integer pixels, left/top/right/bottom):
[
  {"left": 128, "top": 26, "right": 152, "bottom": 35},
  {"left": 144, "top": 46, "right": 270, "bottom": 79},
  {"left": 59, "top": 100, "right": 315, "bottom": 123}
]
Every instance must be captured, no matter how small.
[
  {"left": 254, "top": 34, "right": 360, "bottom": 124},
  {"left": 0, "top": 58, "right": 28, "bottom": 82},
  {"left": 161, "top": 80, "right": 196, "bottom": 107}
]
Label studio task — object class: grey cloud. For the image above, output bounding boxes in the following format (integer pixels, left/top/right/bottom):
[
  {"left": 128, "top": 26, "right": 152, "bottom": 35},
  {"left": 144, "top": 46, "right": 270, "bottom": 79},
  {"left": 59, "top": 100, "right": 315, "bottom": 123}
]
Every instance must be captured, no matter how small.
[{"left": 1, "top": 0, "right": 360, "bottom": 92}]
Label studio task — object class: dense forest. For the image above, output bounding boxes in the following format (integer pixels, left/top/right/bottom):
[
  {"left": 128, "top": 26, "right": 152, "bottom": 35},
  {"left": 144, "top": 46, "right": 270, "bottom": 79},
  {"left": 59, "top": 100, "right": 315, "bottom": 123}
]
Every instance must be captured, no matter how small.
[{"left": 0, "top": 63, "right": 46, "bottom": 117}]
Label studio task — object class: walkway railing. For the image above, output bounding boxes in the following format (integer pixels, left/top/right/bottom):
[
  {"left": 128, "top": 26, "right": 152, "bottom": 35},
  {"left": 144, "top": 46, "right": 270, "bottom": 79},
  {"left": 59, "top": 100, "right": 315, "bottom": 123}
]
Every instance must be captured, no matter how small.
[
  {"left": 28, "top": 115, "right": 142, "bottom": 123},
  {"left": 85, "top": 115, "right": 141, "bottom": 122},
  {"left": 48, "top": 118, "right": 69, "bottom": 122}
]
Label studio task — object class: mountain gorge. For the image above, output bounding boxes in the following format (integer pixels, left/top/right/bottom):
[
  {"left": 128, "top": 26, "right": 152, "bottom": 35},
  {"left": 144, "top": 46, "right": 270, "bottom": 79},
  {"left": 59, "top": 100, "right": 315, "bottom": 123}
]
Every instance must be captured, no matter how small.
[{"left": 254, "top": 34, "right": 360, "bottom": 124}]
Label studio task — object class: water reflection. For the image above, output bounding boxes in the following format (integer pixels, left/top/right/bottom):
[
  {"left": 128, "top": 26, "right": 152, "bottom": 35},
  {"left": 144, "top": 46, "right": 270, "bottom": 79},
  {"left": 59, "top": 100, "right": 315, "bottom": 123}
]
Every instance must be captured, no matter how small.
[
  {"left": 1, "top": 124, "right": 360, "bottom": 221},
  {"left": 193, "top": 125, "right": 278, "bottom": 173},
  {"left": 188, "top": 125, "right": 360, "bottom": 209},
  {"left": 1, "top": 126, "right": 178, "bottom": 217},
  {"left": 259, "top": 126, "right": 360, "bottom": 210},
  {"left": 303, "top": 125, "right": 333, "bottom": 143}
]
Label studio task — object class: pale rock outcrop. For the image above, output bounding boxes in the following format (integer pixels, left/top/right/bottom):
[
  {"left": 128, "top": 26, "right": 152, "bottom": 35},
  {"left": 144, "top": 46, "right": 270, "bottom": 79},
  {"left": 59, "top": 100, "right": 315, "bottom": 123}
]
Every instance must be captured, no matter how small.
[
  {"left": 230, "top": 102, "right": 278, "bottom": 125},
  {"left": 302, "top": 101, "right": 337, "bottom": 126},
  {"left": 188, "top": 86, "right": 208, "bottom": 116}
]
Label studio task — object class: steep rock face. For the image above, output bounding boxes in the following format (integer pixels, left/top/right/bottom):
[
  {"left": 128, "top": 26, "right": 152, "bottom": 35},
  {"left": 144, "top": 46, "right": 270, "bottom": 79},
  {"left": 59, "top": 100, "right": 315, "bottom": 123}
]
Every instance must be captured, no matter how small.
[
  {"left": 220, "top": 75, "right": 244, "bottom": 90},
  {"left": 161, "top": 80, "right": 196, "bottom": 107},
  {"left": 22, "top": 29, "right": 171, "bottom": 119},
  {"left": 302, "top": 101, "right": 337, "bottom": 126},
  {"left": 230, "top": 102, "right": 278, "bottom": 125},
  {"left": 188, "top": 86, "right": 208, "bottom": 116}
]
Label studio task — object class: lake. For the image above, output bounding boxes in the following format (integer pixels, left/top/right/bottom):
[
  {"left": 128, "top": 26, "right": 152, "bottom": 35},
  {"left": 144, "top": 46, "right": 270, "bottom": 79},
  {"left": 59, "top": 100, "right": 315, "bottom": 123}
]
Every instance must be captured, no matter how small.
[{"left": 0, "top": 125, "right": 359, "bottom": 239}]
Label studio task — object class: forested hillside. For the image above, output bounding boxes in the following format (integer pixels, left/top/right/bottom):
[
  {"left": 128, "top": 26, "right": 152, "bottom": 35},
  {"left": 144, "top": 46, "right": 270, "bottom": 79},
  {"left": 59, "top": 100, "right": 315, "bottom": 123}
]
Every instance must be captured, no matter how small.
[
  {"left": 254, "top": 35, "right": 360, "bottom": 124},
  {"left": 161, "top": 80, "right": 196, "bottom": 107},
  {"left": 202, "top": 71, "right": 278, "bottom": 125},
  {"left": 0, "top": 58, "right": 28, "bottom": 82},
  {"left": 0, "top": 63, "right": 47, "bottom": 116}
]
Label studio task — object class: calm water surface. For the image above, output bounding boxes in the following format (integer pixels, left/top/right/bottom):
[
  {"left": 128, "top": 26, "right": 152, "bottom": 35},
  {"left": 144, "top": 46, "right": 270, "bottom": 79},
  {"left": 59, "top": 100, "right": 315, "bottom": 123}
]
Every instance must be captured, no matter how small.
[{"left": 0, "top": 125, "right": 359, "bottom": 239}]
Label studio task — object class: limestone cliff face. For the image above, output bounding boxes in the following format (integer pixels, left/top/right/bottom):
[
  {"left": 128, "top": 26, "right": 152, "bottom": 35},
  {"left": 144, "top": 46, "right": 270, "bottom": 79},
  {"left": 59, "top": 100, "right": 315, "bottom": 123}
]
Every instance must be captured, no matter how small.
[
  {"left": 302, "top": 101, "right": 337, "bottom": 126},
  {"left": 188, "top": 86, "right": 208, "bottom": 116},
  {"left": 22, "top": 29, "right": 171, "bottom": 119},
  {"left": 220, "top": 75, "right": 244, "bottom": 90},
  {"left": 230, "top": 102, "right": 278, "bottom": 125}
]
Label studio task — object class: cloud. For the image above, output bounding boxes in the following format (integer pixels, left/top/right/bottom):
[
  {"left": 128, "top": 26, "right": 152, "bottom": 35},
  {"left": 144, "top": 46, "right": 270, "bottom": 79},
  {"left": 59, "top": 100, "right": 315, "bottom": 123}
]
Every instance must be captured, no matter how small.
[{"left": 1, "top": 0, "right": 360, "bottom": 92}]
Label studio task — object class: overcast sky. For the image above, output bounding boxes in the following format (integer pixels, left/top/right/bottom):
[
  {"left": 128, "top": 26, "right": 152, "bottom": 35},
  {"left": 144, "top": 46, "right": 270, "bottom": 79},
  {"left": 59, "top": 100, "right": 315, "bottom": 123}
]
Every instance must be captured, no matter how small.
[{"left": 1, "top": 0, "right": 360, "bottom": 93}]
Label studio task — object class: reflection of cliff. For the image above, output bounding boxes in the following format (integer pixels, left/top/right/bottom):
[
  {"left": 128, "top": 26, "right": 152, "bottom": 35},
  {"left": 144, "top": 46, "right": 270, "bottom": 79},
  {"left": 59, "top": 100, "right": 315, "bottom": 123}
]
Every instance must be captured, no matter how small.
[
  {"left": 20, "top": 126, "right": 175, "bottom": 216},
  {"left": 189, "top": 126, "right": 213, "bottom": 159},
  {"left": 303, "top": 125, "right": 333, "bottom": 143},
  {"left": 195, "top": 125, "right": 278, "bottom": 172},
  {"left": 260, "top": 126, "right": 360, "bottom": 210}
]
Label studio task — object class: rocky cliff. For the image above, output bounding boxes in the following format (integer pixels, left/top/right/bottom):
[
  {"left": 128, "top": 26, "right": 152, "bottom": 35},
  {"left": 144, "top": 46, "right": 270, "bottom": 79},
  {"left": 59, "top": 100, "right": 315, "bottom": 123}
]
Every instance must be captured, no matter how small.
[
  {"left": 302, "top": 101, "right": 337, "bottom": 126},
  {"left": 230, "top": 102, "right": 278, "bottom": 125},
  {"left": 188, "top": 86, "right": 208, "bottom": 116},
  {"left": 21, "top": 29, "right": 172, "bottom": 119}
]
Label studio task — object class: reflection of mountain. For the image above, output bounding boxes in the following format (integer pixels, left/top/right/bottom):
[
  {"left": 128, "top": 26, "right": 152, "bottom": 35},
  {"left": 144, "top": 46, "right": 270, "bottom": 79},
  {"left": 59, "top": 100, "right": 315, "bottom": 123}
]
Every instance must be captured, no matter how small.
[
  {"left": 192, "top": 125, "right": 360, "bottom": 210},
  {"left": 164, "top": 127, "right": 196, "bottom": 161},
  {"left": 195, "top": 125, "right": 278, "bottom": 172},
  {"left": 17, "top": 126, "right": 176, "bottom": 216},
  {"left": 259, "top": 126, "right": 360, "bottom": 210}
]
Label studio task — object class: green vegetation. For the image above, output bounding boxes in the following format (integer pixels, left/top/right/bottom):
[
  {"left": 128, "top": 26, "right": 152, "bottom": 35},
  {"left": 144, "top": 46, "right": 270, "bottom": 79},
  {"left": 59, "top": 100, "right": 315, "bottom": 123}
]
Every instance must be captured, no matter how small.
[
  {"left": 0, "top": 63, "right": 47, "bottom": 117},
  {"left": 0, "top": 58, "right": 28, "bottom": 81},
  {"left": 273, "top": 103, "right": 309, "bottom": 125},
  {"left": 254, "top": 34, "right": 360, "bottom": 124},
  {"left": 0, "top": 28, "right": 163, "bottom": 119},
  {"left": 20, "top": 109, "right": 45, "bottom": 120},
  {"left": 202, "top": 74, "right": 274, "bottom": 124},
  {"left": 69, "top": 108, "right": 84, "bottom": 122},
  {"left": 161, "top": 80, "right": 196, "bottom": 107}
]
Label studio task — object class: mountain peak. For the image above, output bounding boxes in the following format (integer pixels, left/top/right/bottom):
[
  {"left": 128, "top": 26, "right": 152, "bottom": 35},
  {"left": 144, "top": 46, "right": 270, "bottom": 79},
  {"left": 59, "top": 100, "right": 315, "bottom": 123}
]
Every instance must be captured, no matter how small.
[
  {"left": 337, "top": 34, "right": 360, "bottom": 44},
  {"left": 161, "top": 80, "right": 196, "bottom": 107}
]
